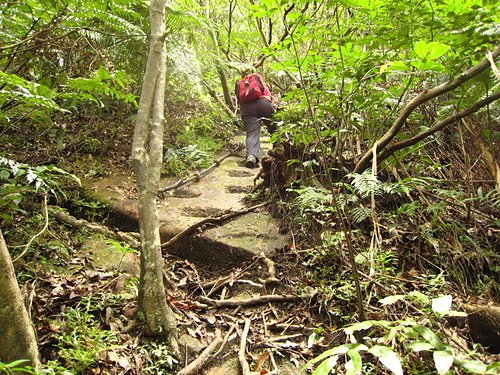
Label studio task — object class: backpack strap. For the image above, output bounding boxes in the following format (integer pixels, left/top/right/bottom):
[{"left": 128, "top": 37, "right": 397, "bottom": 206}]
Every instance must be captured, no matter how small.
[{"left": 254, "top": 74, "right": 266, "bottom": 94}]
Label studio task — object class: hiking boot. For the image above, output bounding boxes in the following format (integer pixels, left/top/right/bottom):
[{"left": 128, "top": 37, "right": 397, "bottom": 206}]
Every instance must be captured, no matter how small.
[{"left": 245, "top": 155, "right": 257, "bottom": 168}]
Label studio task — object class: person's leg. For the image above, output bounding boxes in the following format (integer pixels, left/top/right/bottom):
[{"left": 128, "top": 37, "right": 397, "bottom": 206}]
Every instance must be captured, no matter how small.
[{"left": 242, "top": 115, "right": 261, "bottom": 167}]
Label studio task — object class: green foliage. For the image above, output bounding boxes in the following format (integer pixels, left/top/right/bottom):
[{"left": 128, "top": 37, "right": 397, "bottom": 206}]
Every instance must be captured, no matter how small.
[
  {"left": 162, "top": 111, "right": 229, "bottom": 177},
  {"left": 0, "top": 157, "right": 80, "bottom": 221},
  {"left": 305, "top": 294, "right": 498, "bottom": 375},
  {"left": 0, "top": 72, "right": 67, "bottom": 124},
  {"left": 139, "top": 341, "right": 178, "bottom": 374},
  {"left": 163, "top": 145, "right": 211, "bottom": 177},
  {"left": 52, "top": 303, "right": 118, "bottom": 373},
  {"left": 0, "top": 360, "right": 73, "bottom": 375},
  {"left": 62, "top": 68, "right": 138, "bottom": 110},
  {"left": 0, "top": 359, "right": 33, "bottom": 374}
]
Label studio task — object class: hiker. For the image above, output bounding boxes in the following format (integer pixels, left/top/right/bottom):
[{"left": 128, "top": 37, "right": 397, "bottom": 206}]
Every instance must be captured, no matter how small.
[{"left": 235, "top": 71, "right": 277, "bottom": 168}]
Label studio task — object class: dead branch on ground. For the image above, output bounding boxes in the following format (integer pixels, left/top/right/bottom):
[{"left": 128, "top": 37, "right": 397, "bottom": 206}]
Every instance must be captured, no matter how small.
[
  {"left": 177, "top": 330, "right": 223, "bottom": 375},
  {"left": 199, "top": 294, "right": 301, "bottom": 308},
  {"left": 238, "top": 318, "right": 252, "bottom": 375}
]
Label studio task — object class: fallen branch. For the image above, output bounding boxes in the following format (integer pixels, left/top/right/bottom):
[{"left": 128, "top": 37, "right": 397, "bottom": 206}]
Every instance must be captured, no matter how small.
[
  {"left": 239, "top": 318, "right": 252, "bottom": 375},
  {"left": 213, "top": 323, "right": 237, "bottom": 358},
  {"left": 159, "top": 144, "right": 243, "bottom": 194},
  {"left": 199, "top": 294, "right": 301, "bottom": 308},
  {"left": 51, "top": 206, "right": 140, "bottom": 248},
  {"left": 161, "top": 202, "right": 268, "bottom": 249},
  {"left": 177, "top": 330, "right": 223, "bottom": 375}
]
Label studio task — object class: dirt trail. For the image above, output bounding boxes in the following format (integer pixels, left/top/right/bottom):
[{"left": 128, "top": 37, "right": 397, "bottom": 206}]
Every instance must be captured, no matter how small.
[{"left": 81, "top": 135, "right": 311, "bottom": 374}]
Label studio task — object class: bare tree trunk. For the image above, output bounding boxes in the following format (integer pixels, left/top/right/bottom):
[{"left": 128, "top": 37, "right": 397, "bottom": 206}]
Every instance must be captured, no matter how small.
[
  {"left": 0, "top": 230, "right": 40, "bottom": 372},
  {"left": 131, "top": 0, "right": 178, "bottom": 353}
]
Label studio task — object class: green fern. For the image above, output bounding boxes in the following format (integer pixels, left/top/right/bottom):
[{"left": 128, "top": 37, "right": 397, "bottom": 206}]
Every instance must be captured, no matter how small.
[
  {"left": 290, "top": 186, "right": 333, "bottom": 215},
  {"left": 348, "top": 170, "right": 382, "bottom": 198},
  {"left": 352, "top": 206, "right": 373, "bottom": 223}
]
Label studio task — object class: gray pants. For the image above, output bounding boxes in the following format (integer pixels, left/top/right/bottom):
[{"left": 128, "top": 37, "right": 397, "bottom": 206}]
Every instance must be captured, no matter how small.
[{"left": 240, "top": 98, "right": 276, "bottom": 159}]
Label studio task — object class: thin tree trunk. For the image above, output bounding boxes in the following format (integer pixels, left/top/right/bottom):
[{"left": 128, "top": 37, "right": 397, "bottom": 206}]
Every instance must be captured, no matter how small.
[
  {"left": 204, "top": 0, "right": 235, "bottom": 111},
  {"left": 0, "top": 229, "right": 40, "bottom": 372},
  {"left": 131, "top": 0, "right": 178, "bottom": 352}
]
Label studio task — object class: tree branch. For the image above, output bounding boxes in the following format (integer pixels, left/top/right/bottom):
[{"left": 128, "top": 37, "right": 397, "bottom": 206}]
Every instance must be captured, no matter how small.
[
  {"left": 199, "top": 294, "right": 301, "bottom": 308},
  {"left": 354, "top": 45, "right": 500, "bottom": 173},
  {"left": 177, "top": 330, "right": 223, "bottom": 375},
  {"left": 239, "top": 318, "right": 252, "bottom": 375},
  {"left": 376, "top": 92, "right": 500, "bottom": 165}
]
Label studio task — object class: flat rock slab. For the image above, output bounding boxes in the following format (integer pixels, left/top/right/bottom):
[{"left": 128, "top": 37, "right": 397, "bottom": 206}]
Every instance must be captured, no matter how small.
[{"left": 83, "top": 138, "right": 288, "bottom": 267}]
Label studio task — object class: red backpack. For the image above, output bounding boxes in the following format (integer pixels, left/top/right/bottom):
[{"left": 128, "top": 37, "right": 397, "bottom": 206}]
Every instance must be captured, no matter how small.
[{"left": 238, "top": 73, "right": 271, "bottom": 104}]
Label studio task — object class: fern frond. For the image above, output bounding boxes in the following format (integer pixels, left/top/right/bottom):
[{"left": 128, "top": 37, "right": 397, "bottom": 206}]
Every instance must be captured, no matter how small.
[
  {"left": 348, "top": 170, "right": 381, "bottom": 198},
  {"left": 352, "top": 206, "right": 373, "bottom": 224}
]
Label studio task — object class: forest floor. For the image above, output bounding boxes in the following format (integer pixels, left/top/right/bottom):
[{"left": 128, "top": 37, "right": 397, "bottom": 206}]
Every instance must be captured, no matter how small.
[
  {"left": 32, "top": 134, "right": 329, "bottom": 374},
  {"left": 8, "top": 126, "right": 499, "bottom": 374}
]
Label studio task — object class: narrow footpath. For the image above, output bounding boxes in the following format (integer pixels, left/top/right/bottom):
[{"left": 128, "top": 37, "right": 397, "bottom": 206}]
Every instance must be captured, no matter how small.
[{"left": 83, "top": 135, "right": 307, "bottom": 374}]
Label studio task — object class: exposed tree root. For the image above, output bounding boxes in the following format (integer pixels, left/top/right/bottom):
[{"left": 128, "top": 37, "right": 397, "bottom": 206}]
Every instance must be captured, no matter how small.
[
  {"left": 199, "top": 294, "right": 301, "bottom": 308},
  {"left": 177, "top": 330, "right": 224, "bottom": 375},
  {"left": 160, "top": 202, "right": 268, "bottom": 249},
  {"left": 159, "top": 143, "right": 244, "bottom": 194},
  {"left": 51, "top": 206, "right": 140, "bottom": 248},
  {"left": 258, "top": 252, "right": 281, "bottom": 288},
  {"left": 238, "top": 318, "right": 252, "bottom": 375}
]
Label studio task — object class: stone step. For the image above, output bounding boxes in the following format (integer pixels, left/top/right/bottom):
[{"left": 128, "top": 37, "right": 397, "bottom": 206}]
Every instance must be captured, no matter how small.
[{"left": 83, "top": 145, "right": 288, "bottom": 267}]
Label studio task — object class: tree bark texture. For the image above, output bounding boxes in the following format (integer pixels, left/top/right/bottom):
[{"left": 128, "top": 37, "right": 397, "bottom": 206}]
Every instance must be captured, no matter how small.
[
  {"left": 0, "top": 230, "right": 40, "bottom": 371},
  {"left": 131, "top": 0, "right": 178, "bottom": 350},
  {"left": 354, "top": 45, "right": 500, "bottom": 173}
]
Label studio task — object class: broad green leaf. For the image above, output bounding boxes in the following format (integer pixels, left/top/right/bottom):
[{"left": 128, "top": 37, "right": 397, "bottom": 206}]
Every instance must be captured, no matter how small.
[
  {"left": 380, "top": 61, "right": 408, "bottom": 74},
  {"left": 459, "top": 360, "right": 487, "bottom": 374},
  {"left": 414, "top": 41, "right": 451, "bottom": 60},
  {"left": 312, "top": 356, "right": 340, "bottom": 375},
  {"left": 379, "top": 295, "right": 406, "bottom": 305},
  {"left": 411, "top": 60, "right": 448, "bottom": 72},
  {"left": 346, "top": 349, "right": 362, "bottom": 375},
  {"left": 413, "top": 325, "right": 445, "bottom": 350},
  {"left": 344, "top": 320, "right": 374, "bottom": 334},
  {"left": 2, "top": 359, "right": 29, "bottom": 368},
  {"left": 432, "top": 295, "right": 453, "bottom": 315},
  {"left": 409, "top": 291, "right": 430, "bottom": 304},
  {"left": 486, "top": 362, "right": 500, "bottom": 374},
  {"left": 303, "top": 345, "right": 350, "bottom": 368},
  {"left": 407, "top": 341, "right": 434, "bottom": 352},
  {"left": 368, "top": 345, "right": 403, "bottom": 375},
  {"left": 433, "top": 349, "right": 454, "bottom": 375}
]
